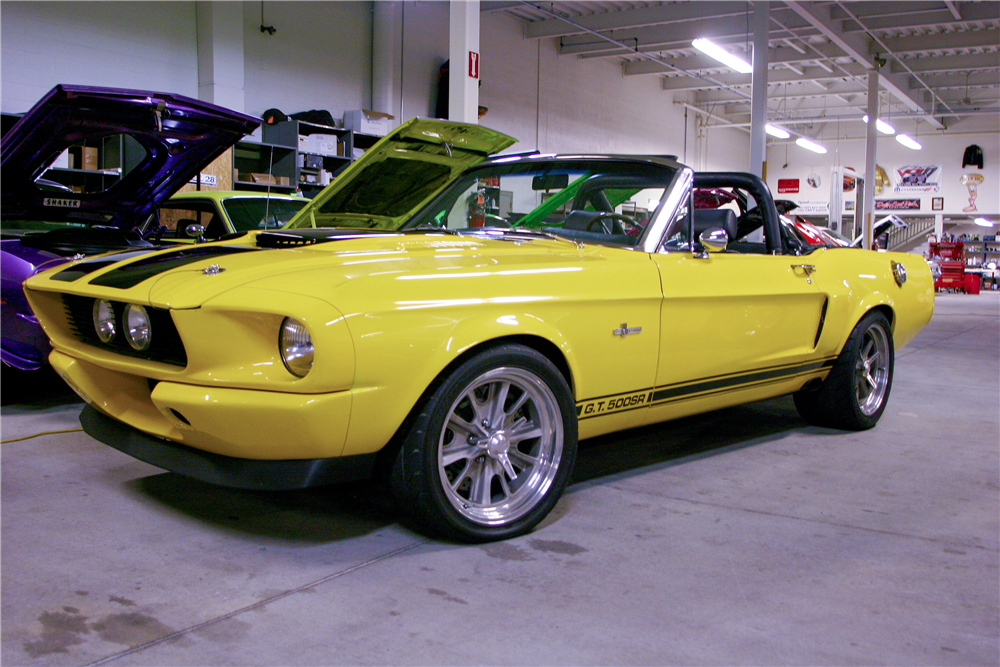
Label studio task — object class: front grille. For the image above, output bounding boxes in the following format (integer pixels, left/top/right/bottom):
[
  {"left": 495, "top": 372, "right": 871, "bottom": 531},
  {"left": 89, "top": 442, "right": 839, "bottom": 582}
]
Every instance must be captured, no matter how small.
[{"left": 62, "top": 295, "right": 187, "bottom": 366}]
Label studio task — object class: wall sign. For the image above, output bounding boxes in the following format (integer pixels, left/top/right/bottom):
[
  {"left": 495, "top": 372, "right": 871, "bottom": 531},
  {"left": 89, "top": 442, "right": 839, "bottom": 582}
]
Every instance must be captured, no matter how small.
[
  {"left": 875, "top": 198, "right": 921, "bottom": 211},
  {"left": 894, "top": 165, "right": 942, "bottom": 193},
  {"left": 469, "top": 51, "right": 480, "bottom": 79},
  {"left": 777, "top": 178, "right": 799, "bottom": 193}
]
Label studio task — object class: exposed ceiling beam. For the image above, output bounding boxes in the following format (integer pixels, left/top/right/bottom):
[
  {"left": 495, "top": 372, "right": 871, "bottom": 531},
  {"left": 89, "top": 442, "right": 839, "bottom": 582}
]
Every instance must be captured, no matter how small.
[
  {"left": 659, "top": 64, "right": 869, "bottom": 92},
  {"left": 877, "top": 29, "right": 1000, "bottom": 54},
  {"left": 522, "top": 2, "right": 748, "bottom": 40},
  {"left": 838, "top": 1, "right": 1000, "bottom": 31},
  {"left": 622, "top": 43, "right": 847, "bottom": 76},
  {"left": 893, "top": 52, "right": 1000, "bottom": 74},
  {"left": 784, "top": 1, "right": 946, "bottom": 129}
]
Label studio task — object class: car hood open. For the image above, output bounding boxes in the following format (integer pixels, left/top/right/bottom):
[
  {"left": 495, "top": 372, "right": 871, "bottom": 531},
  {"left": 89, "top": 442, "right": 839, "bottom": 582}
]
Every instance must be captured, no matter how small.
[
  {"left": 287, "top": 118, "right": 517, "bottom": 230},
  {"left": 1, "top": 84, "right": 260, "bottom": 228}
]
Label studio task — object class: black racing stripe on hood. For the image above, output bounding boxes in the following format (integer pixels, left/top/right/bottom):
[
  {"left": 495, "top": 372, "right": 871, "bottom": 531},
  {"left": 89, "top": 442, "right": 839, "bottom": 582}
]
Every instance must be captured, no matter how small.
[
  {"left": 87, "top": 246, "right": 259, "bottom": 289},
  {"left": 52, "top": 249, "right": 163, "bottom": 282}
]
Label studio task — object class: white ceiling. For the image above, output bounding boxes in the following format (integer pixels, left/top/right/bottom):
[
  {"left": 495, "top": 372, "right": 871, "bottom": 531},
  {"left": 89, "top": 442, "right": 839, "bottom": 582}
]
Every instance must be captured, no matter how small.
[{"left": 484, "top": 1, "right": 1000, "bottom": 137}]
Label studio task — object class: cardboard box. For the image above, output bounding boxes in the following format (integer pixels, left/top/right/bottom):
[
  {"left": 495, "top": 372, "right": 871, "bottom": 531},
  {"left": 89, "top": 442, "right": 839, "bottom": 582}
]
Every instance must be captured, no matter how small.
[
  {"left": 297, "top": 135, "right": 310, "bottom": 152},
  {"left": 277, "top": 176, "right": 291, "bottom": 187},
  {"left": 352, "top": 148, "right": 366, "bottom": 159},
  {"left": 70, "top": 146, "right": 99, "bottom": 170},
  {"left": 343, "top": 109, "right": 393, "bottom": 136},
  {"left": 308, "top": 133, "right": 340, "bottom": 156},
  {"left": 249, "top": 173, "right": 277, "bottom": 185}
]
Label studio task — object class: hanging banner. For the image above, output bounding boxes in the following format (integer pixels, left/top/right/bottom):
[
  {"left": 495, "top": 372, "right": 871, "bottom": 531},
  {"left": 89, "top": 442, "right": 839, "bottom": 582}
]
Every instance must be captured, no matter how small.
[{"left": 893, "top": 165, "right": 942, "bottom": 193}]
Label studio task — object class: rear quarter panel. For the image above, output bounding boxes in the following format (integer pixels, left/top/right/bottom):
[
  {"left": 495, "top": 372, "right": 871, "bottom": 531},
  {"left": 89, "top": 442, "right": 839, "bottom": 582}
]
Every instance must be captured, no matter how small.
[{"left": 810, "top": 248, "right": 934, "bottom": 354}]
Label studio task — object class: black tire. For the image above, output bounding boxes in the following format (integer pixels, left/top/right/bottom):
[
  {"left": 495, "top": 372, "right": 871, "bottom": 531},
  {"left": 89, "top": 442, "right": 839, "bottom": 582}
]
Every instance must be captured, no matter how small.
[
  {"left": 390, "top": 344, "right": 577, "bottom": 542},
  {"left": 794, "top": 310, "right": 894, "bottom": 430}
]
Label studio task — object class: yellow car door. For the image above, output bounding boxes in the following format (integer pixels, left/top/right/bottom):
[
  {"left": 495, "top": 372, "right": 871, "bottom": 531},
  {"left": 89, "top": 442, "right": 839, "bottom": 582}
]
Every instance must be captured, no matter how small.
[{"left": 650, "top": 250, "right": 826, "bottom": 396}]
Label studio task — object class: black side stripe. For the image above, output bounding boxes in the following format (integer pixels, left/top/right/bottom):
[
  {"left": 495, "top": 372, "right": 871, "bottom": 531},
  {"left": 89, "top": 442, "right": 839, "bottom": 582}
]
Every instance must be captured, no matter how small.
[
  {"left": 575, "top": 358, "right": 835, "bottom": 420},
  {"left": 651, "top": 359, "right": 834, "bottom": 403}
]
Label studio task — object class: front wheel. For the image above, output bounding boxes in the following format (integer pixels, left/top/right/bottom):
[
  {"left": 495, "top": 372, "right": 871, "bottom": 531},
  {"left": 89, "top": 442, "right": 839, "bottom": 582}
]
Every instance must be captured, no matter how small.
[
  {"left": 794, "top": 310, "right": 894, "bottom": 430},
  {"left": 390, "top": 344, "right": 577, "bottom": 542}
]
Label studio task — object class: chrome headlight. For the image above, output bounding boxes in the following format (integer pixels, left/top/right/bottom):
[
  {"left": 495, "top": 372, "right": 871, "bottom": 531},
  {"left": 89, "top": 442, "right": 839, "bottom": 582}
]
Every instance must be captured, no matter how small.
[
  {"left": 280, "top": 317, "right": 314, "bottom": 377},
  {"left": 92, "top": 300, "right": 116, "bottom": 343},
  {"left": 123, "top": 304, "right": 152, "bottom": 350}
]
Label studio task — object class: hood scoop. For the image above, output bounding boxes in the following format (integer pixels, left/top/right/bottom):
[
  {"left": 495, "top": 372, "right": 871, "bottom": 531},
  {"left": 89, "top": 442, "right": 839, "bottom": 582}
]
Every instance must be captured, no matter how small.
[{"left": 256, "top": 228, "right": 398, "bottom": 248}]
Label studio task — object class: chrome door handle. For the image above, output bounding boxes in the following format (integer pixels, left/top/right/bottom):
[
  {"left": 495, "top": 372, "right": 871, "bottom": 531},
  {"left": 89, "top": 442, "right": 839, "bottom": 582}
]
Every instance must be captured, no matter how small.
[{"left": 792, "top": 264, "right": 817, "bottom": 283}]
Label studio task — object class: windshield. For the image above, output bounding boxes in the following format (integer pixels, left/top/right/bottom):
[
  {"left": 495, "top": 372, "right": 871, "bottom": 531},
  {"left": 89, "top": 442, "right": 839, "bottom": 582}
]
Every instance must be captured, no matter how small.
[
  {"left": 402, "top": 160, "right": 677, "bottom": 248},
  {"left": 222, "top": 197, "right": 308, "bottom": 232}
]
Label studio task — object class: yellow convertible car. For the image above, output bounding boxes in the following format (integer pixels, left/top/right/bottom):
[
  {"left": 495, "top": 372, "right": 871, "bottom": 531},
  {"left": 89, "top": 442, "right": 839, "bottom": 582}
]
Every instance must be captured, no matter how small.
[{"left": 24, "top": 119, "right": 934, "bottom": 542}]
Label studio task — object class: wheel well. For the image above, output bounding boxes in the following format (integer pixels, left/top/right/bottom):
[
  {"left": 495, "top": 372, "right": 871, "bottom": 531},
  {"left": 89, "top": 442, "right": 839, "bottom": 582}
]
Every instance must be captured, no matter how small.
[
  {"left": 448, "top": 335, "right": 574, "bottom": 395},
  {"left": 372, "top": 334, "right": 574, "bottom": 479},
  {"left": 868, "top": 304, "right": 895, "bottom": 332}
]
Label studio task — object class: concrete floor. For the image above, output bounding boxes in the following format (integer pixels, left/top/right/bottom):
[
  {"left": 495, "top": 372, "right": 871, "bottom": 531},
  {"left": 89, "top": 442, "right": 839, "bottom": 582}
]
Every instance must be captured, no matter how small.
[{"left": 2, "top": 292, "right": 997, "bottom": 666}]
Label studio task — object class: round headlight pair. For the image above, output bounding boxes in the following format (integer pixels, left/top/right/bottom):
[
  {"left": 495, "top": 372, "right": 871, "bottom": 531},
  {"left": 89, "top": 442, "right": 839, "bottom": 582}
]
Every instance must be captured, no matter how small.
[
  {"left": 280, "top": 318, "right": 314, "bottom": 378},
  {"left": 91, "top": 300, "right": 151, "bottom": 351}
]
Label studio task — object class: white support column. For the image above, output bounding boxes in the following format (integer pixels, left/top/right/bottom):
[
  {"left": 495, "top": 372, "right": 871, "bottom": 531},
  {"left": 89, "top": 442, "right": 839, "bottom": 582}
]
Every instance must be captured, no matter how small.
[
  {"left": 935, "top": 213, "right": 944, "bottom": 240},
  {"left": 748, "top": 2, "right": 769, "bottom": 178},
  {"left": 372, "top": 1, "right": 402, "bottom": 125},
  {"left": 862, "top": 72, "right": 880, "bottom": 251},
  {"left": 449, "top": 0, "right": 480, "bottom": 124},
  {"left": 196, "top": 2, "right": 245, "bottom": 112}
]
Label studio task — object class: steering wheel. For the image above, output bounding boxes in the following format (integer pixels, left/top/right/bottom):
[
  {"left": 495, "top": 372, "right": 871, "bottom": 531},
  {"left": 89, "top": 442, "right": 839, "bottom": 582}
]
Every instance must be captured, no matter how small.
[{"left": 586, "top": 213, "right": 638, "bottom": 235}]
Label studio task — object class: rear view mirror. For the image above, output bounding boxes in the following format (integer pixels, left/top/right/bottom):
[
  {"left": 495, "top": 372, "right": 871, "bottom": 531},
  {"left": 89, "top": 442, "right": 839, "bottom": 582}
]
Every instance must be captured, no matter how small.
[{"left": 532, "top": 174, "right": 569, "bottom": 191}]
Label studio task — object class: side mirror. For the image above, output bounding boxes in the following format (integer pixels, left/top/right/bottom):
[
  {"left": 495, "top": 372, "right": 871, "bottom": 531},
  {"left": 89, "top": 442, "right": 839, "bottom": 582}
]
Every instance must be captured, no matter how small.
[
  {"left": 184, "top": 223, "right": 206, "bottom": 241},
  {"left": 695, "top": 228, "right": 729, "bottom": 258}
]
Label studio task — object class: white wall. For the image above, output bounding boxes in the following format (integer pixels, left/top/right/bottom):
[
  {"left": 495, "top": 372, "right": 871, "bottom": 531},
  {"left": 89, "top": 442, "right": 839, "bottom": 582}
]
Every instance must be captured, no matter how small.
[
  {"left": 1, "top": 1, "right": 198, "bottom": 113},
  {"left": 480, "top": 11, "right": 690, "bottom": 158},
  {"left": 242, "top": 1, "right": 371, "bottom": 121},
  {"left": 398, "top": 1, "right": 449, "bottom": 122},
  {"left": 765, "top": 129, "right": 999, "bottom": 218}
]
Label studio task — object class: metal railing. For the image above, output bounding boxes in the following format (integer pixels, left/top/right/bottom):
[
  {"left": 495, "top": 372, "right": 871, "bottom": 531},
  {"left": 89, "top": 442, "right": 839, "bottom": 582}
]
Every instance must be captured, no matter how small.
[{"left": 888, "top": 218, "right": 936, "bottom": 251}]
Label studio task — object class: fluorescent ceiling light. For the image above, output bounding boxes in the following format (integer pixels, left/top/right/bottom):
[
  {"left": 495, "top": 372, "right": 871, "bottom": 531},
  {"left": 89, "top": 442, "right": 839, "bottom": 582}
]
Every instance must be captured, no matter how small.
[
  {"left": 974, "top": 217, "right": 994, "bottom": 227},
  {"left": 896, "top": 134, "right": 922, "bottom": 150},
  {"left": 862, "top": 115, "right": 896, "bottom": 135},
  {"left": 765, "top": 124, "right": 790, "bottom": 139},
  {"left": 795, "top": 137, "right": 828, "bottom": 154},
  {"left": 692, "top": 38, "right": 752, "bottom": 74}
]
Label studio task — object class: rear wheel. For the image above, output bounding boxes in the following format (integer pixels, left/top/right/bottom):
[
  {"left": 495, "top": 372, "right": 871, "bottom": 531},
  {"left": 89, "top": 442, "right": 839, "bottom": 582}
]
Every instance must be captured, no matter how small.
[
  {"left": 390, "top": 344, "right": 577, "bottom": 542},
  {"left": 794, "top": 310, "right": 894, "bottom": 430}
]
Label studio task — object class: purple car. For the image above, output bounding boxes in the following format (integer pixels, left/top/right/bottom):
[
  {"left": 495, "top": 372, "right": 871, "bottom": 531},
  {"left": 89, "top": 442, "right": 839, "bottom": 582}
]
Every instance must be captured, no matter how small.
[{"left": 1, "top": 85, "right": 259, "bottom": 370}]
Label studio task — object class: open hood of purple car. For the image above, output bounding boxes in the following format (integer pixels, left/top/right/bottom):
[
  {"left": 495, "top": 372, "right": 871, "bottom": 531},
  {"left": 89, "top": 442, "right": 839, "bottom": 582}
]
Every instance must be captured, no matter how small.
[{"left": 1, "top": 84, "right": 260, "bottom": 228}]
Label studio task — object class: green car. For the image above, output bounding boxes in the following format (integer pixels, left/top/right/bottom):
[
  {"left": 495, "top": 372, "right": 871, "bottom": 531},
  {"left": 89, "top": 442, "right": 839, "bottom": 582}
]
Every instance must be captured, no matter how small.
[{"left": 155, "top": 191, "right": 309, "bottom": 242}]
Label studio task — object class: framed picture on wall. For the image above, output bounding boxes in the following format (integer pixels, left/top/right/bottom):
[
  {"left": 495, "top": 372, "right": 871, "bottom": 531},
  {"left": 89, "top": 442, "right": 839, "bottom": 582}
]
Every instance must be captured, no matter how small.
[{"left": 932, "top": 197, "right": 944, "bottom": 210}]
